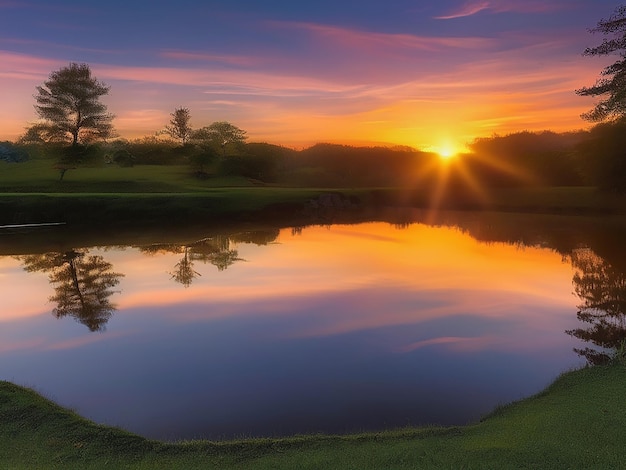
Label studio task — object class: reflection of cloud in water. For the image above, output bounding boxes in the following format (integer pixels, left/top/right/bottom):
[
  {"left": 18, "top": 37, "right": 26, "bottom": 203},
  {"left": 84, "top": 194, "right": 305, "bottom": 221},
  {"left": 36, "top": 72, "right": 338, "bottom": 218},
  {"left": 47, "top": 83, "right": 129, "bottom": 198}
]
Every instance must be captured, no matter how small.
[
  {"left": 397, "top": 336, "right": 495, "bottom": 353},
  {"left": 47, "top": 330, "right": 132, "bottom": 351}
]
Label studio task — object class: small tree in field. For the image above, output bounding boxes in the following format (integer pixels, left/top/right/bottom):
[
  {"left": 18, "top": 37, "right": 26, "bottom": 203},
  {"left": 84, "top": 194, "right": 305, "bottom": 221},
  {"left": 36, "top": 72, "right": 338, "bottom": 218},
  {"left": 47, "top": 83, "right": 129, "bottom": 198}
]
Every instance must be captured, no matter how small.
[
  {"left": 191, "top": 121, "right": 247, "bottom": 156},
  {"left": 576, "top": 5, "right": 626, "bottom": 121},
  {"left": 34, "top": 63, "right": 114, "bottom": 146},
  {"left": 163, "top": 107, "right": 192, "bottom": 144}
]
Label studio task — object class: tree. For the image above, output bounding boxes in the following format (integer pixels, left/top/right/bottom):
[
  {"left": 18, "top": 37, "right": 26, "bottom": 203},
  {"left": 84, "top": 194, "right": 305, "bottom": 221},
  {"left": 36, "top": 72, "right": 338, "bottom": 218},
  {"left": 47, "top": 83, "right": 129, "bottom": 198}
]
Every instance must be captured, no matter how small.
[
  {"left": 163, "top": 107, "right": 192, "bottom": 144},
  {"left": 191, "top": 121, "right": 247, "bottom": 156},
  {"left": 34, "top": 63, "right": 114, "bottom": 146},
  {"left": 574, "top": 118, "right": 626, "bottom": 192},
  {"left": 576, "top": 5, "right": 626, "bottom": 122}
]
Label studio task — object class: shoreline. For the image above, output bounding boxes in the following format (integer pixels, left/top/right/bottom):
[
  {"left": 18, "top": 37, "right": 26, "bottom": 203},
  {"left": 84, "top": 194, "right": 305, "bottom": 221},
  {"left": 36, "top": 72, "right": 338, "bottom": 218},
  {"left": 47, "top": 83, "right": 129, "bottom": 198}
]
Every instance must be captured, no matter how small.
[{"left": 2, "top": 365, "right": 625, "bottom": 469}]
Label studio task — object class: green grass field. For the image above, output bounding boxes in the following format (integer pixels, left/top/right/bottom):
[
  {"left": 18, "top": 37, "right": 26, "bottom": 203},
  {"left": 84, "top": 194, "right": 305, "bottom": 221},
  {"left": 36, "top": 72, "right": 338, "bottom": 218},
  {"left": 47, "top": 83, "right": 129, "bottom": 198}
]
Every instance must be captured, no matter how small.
[
  {"left": 2, "top": 365, "right": 625, "bottom": 469},
  {"left": 2, "top": 158, "right": 626, "bottom": 229}
]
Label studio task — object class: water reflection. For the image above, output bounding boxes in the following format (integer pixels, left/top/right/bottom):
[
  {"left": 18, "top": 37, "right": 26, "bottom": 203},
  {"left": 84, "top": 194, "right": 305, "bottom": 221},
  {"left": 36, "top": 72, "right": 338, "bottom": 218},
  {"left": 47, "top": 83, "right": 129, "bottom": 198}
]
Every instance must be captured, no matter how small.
[
  {"left": 17, "top": 250, "right": 123, "bottom": 331},
  {"left": 567, "top": 248, "right": 626, "bottom": 365},
  {"left": 3, "top": 213, "right": 626, "bottom": 440},
  {"left": 137, "top": 231, "right": 280, "bottom": 287}
]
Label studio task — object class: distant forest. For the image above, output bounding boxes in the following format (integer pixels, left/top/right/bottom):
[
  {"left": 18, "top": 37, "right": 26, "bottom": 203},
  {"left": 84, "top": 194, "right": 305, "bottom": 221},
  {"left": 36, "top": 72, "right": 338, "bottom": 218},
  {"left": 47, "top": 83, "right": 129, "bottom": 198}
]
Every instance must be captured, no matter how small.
[{"left": 2, "top": 120, "right": 626, "bottom": 192}]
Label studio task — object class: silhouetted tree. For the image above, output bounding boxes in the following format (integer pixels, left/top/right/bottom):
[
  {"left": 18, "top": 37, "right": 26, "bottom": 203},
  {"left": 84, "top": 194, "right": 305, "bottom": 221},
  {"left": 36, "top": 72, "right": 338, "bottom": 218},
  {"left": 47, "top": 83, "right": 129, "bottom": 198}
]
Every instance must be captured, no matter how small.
[
  {"left": 566, "top": 248, "right": 626, "bottom": 365},
  {"left": 468, "top": 131, "right": 585, "bottom": 186},
  {"left": 192, "top": 121, "right": 247, "bottom": 156},
  {"left": 18, "top": 250, "right": 124, "bottom": 331},
  {"left": 163, "top": 107, "right": 192, "bottom": 144},
  {"left": 34, "top": 63, "right": 114, "bottom": 146},
  {"left": 575, "top": 119, "right": 626, "bottom": 192},
  {"left": 576, "top": 5, "right": 626, "bottom": 121}
]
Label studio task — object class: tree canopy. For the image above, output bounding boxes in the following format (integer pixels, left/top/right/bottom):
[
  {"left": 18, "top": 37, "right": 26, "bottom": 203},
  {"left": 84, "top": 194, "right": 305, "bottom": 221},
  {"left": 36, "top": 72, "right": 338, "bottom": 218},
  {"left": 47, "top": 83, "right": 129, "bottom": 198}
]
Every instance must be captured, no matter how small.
[
  {"left": 576, "top": 5, "right": 626, "bottom": 121},
  {"left": 191, "top": 121, "right": 247, "bottom": 156},
  {"left": 33, "top": 63, "right": 114, "bottom": 146}
]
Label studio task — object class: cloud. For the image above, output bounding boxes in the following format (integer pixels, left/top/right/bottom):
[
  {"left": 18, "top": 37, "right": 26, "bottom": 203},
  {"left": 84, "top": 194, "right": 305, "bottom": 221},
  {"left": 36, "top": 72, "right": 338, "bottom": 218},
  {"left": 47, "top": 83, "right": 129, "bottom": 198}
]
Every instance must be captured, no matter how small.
[
  {"left": 436, "top": 1, "right": 490, "bottom": 19},
  {"left": 435, "top": 0, "right": 566, "bottom": 20},
  {"left": 269, "top": 20, "right": 494, "bottom": 52}
]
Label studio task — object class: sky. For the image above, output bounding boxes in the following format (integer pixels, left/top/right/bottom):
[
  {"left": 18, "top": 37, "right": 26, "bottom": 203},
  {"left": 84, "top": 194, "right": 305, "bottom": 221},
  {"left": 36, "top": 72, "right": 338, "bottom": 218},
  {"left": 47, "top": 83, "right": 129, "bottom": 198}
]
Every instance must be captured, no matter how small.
[{"left": 0, "top": 0, "right": 623, "bottom": 151}]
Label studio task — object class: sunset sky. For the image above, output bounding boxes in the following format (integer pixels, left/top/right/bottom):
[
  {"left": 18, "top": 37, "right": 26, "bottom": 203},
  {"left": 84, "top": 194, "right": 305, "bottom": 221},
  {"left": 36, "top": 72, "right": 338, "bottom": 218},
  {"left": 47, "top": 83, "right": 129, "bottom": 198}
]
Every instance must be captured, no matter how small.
[{"left": 0, "top": 0, "right": 622, "bottom": 151}]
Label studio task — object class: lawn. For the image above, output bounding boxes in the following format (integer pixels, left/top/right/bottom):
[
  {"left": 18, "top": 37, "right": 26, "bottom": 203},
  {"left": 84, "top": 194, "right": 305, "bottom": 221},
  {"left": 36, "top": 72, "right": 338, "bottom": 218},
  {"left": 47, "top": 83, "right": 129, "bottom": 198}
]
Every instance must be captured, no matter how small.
[{"left": 1, "top": 365, "right": 625, "bottom": 469}]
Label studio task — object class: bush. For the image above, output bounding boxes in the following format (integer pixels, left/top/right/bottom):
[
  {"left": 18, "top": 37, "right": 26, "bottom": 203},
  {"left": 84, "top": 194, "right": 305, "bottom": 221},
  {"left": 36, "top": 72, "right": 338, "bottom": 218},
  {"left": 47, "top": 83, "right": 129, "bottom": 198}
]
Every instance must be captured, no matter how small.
[
  {"left": 0, "top": 142, "right": 29, "bottom": 163},
  {"left": 112, "top": 149, "right": 135, "bottom": 167}
]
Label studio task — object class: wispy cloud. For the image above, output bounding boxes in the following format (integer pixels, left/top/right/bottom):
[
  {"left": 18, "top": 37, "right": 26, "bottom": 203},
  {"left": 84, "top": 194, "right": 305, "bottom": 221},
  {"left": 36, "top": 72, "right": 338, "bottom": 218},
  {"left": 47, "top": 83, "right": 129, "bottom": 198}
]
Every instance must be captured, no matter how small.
[
  {"left": 0, "top": 50, "right": 59, "bottom": 80},
  {"left": 435, "top": 0, "right": 567, "bottom": 20},
  {"left": 269, "top": 20, "right": 494, "bottom": 52}
]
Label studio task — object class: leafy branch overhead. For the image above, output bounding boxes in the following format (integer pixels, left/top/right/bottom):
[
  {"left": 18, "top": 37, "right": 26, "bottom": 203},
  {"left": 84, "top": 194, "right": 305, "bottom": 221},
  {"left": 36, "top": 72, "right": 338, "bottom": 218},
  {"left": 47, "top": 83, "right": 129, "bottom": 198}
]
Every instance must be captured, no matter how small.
[{"left": 577, "top": 5, "right": 626, "bottom": 121}]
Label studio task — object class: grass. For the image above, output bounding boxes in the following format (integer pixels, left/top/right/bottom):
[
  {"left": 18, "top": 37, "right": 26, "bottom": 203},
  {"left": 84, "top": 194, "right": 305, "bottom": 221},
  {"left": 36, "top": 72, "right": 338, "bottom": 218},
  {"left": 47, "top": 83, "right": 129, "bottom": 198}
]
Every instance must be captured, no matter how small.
[
  {"left": 1, "top": 365, "right": 625, "bottom": 469},
  {"left": 2, "top": 159, "right": 626, "bottom": 215}
]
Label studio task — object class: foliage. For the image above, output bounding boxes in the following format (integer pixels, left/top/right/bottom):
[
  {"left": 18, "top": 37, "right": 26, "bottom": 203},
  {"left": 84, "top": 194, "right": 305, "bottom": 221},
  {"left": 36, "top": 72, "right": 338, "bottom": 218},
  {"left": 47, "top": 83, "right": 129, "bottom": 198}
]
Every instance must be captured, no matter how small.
[
  {"left": 0, "top": 141, "right": 28, "bottom": 162},
  {"left": 287, "top": 143, "right": 429, "bottom": 187},
  {"left": 577, "top": 5, "right": 626, "bottom": 121},
  {"left": 19, "top": 122, "right": 68, "bottom": 144},
  {"left": 34, "top": 62, "right": 114, "bottom": 146},
  {"left": 188, "top": 146, "right": 218, "bottom": 175},
  {"left": 191, "top": 121, "right": 247, "bottom": 156},
  {"left": 468, "top": 131, "right": 585, "bottom": 186},
  {"left": 111, "top": 149, "right": 136, "bottom": 167},
  {"left": 163, "top": 107, "right": 193, "bottom": 144},
  {"left": 124, "top": 137, "right": 181, "bottom": 165},
  {"left": 575, "top": 119, "right": 626, "bottom": 192}
]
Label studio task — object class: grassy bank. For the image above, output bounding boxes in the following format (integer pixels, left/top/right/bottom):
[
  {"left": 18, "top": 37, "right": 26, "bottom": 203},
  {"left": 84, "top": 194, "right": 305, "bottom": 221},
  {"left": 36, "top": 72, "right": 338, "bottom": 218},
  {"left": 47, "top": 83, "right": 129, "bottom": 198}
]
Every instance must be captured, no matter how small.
[
  {"left": 1, "top": 365, "right": 625, "bottom": 469},
  {"left": 2, "top": 161, "right": 626, "bottom": 227},
  {"left": 2, "top": 185, "right": 626, "bottom": 229}
]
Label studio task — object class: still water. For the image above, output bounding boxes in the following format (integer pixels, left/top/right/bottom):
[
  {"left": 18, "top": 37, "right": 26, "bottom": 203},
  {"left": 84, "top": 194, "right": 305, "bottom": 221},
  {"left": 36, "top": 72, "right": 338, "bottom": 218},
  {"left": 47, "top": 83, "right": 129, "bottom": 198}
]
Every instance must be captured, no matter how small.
[{"left": 1, "top": 211, "right": 623, "bottom": 441}]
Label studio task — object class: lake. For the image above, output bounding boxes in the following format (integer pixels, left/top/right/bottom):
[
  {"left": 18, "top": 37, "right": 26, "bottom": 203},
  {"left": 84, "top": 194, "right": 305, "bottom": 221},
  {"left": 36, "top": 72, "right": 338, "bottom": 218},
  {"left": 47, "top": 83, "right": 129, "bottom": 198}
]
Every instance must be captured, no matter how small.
[{"left": 1, "top": 210, "right": 624, "bottom": 441}]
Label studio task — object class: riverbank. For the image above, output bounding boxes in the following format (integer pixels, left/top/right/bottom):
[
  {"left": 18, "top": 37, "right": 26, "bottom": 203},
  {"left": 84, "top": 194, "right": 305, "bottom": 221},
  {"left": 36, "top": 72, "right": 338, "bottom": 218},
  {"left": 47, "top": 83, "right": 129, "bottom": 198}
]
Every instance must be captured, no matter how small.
[
  {"left": 2, "top": 186, "right": 626, "bottom": 230},
  {"left": 1, "top": 365, "right": 624, "bottom": 469}
]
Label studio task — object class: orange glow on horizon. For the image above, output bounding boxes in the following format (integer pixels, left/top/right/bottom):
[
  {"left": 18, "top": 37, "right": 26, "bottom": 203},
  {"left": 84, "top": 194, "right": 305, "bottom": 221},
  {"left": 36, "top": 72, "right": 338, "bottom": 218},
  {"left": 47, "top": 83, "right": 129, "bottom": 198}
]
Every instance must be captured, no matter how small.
[{"left": 0, "top": 45, "right": 604, "bottom": 148}]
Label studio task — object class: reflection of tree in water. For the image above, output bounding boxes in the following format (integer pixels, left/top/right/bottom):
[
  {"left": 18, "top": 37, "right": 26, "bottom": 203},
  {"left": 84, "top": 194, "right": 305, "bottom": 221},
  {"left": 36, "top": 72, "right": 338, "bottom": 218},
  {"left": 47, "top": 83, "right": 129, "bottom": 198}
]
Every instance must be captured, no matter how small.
[
  {"left": 566, "top": 248, "right": 626, "bottom": 365},
  {"left": 170, "top": 247, "right": 200, "bottom": 288},
  {"left": 18, "top": 250, "right": 124, "bottom": 331},
  {"left": 140, "top": 233, "right": 253, "bottom": 287}
]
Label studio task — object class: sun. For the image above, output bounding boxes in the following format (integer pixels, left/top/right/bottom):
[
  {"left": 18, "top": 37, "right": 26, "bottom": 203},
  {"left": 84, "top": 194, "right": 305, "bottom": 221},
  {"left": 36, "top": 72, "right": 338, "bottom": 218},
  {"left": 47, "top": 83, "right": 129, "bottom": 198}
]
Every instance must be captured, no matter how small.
[{"left": 436, "top": 144, "right": 457, "bottom": 161}]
